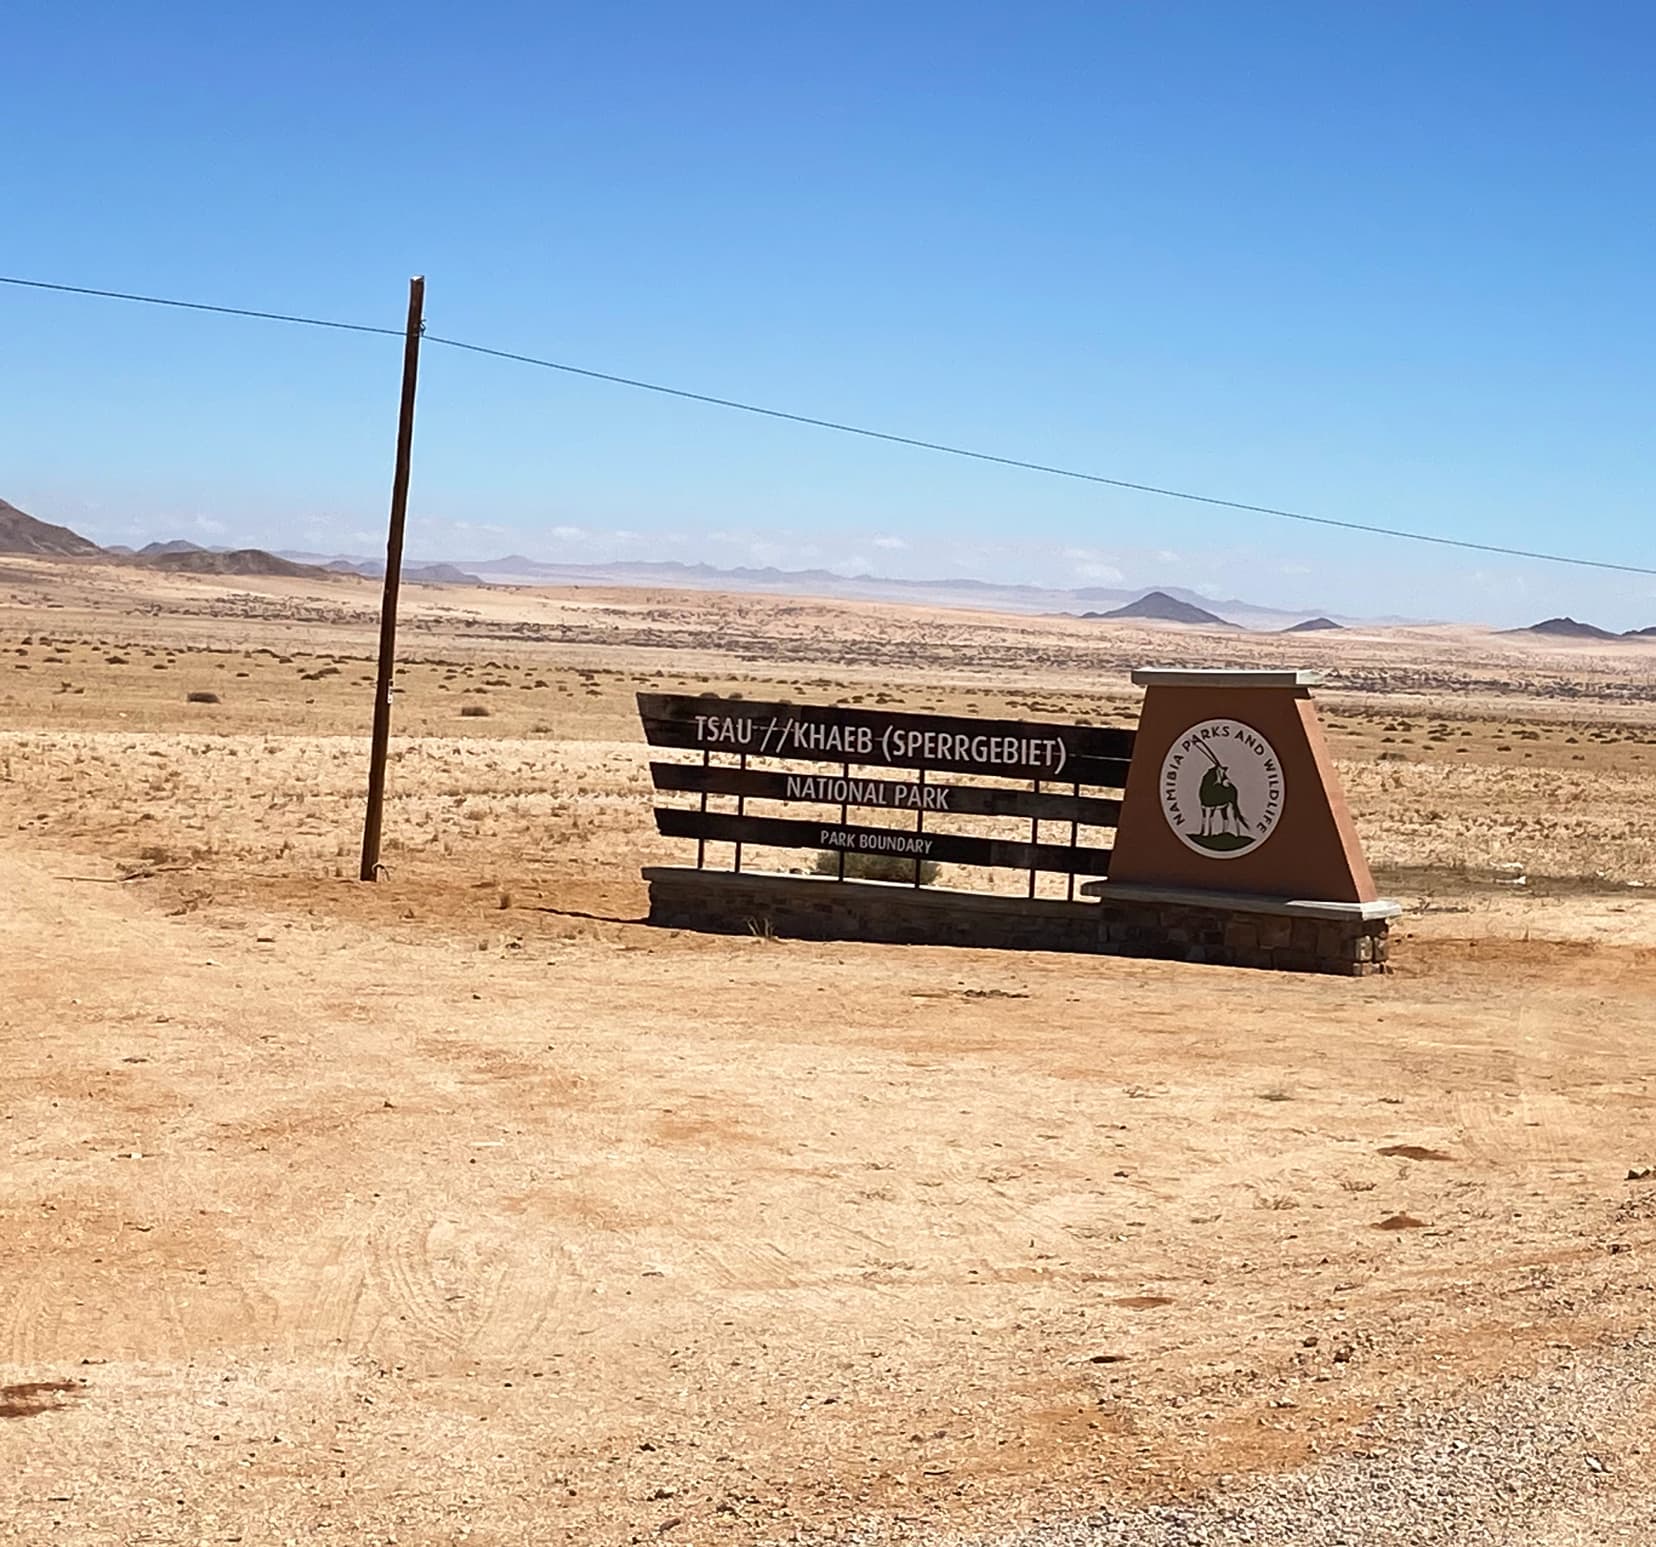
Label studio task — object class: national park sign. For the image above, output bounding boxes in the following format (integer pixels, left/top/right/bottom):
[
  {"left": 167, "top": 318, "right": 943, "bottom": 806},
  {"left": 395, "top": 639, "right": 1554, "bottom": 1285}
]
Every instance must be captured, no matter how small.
[{"left": 640, "top": 671, "right": 1396, "bottom": 975}]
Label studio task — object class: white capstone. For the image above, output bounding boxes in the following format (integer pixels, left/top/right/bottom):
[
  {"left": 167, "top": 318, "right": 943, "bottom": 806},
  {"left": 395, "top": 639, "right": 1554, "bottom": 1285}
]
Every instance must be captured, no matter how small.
[
  {"left": 1079, "top": 880, "right": 1400, "bottom": 921},
  {"left": 1131, "top": 668, "right": 1323, "bottom": 688}
]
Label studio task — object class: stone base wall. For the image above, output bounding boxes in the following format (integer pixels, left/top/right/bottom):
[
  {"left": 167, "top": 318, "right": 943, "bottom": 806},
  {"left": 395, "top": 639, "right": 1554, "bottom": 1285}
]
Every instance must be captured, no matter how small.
[
  {"left": 644, "top": 868, "right": 1389, "bottom": 975},
  {"left": 1093, "top": 898, "right": 1388, "bottom": 974}
]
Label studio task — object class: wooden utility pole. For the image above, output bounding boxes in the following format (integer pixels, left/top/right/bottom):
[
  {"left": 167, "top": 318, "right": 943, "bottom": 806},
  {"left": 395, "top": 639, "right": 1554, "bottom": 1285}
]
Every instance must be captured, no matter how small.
[{"left": 359, "top": 275, "right": 425, "bottom": 881}]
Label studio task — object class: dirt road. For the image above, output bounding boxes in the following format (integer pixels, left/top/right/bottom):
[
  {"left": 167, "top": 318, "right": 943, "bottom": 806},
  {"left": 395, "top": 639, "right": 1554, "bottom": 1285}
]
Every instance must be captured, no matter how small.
[{"left": 6, "top": 828, "right": 1656, "bottom": 1543}]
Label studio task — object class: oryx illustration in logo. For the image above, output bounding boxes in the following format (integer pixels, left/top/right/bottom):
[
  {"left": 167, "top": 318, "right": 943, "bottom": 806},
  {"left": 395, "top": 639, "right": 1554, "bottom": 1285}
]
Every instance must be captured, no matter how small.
[
  {"left": 1192, "top": 737, "right": 1254, "bottom": 852},
  {"left": 1159, "top": 717, "right": 1283, "bottom": 859}
]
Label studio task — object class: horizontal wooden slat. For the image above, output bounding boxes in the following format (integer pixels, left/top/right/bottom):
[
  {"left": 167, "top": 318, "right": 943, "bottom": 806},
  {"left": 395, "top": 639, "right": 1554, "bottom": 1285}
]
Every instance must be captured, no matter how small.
[
  {"left": 651, "top": 761, "right": 1122, "bottom": 827},
  {"left": 638, "top": 692, "right": 1133, "bottom": 786},
  {"left": 654, "top": 807, "right": 1114, "bottom": 877}
]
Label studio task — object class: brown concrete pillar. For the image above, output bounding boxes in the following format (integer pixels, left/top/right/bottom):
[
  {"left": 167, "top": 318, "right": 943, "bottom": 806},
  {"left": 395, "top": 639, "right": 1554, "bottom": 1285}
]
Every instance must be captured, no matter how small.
[{"left": 1107, "top": 669, "right": 1377, "bottom": 904}]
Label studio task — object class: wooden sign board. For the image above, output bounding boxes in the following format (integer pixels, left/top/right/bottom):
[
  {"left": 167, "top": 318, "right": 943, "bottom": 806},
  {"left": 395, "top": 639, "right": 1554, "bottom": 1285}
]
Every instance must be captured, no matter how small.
[
  {"left": 638, "top": 694, "right": 1132, "bottom": 785},
  {"left": 650, "top": 762, "right": 1123, "bottom": 827},
  {"left": 655, "top": 806, "right": 1118, "bottom": 875},
  {"left": 640, "top": 692, "right": 1134, "bottom": 885}
]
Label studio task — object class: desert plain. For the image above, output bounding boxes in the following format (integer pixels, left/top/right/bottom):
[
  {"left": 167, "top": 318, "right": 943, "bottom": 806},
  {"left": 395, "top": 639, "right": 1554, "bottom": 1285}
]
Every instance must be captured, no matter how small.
[{"left": 4, "top": 556, "right": 1656, "bottom": 1544}]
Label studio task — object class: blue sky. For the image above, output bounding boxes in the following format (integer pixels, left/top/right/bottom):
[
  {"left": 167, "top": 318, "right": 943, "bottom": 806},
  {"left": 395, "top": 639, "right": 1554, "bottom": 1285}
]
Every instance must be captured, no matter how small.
[{"left": 4, "top": 1, "right": 1655, "bottom": 625}]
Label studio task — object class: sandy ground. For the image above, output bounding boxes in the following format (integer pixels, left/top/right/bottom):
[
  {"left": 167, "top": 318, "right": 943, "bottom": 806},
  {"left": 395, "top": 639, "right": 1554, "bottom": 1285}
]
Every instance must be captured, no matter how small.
[{"left": 4, "top": 558, "right": 1656, "bottom": 1545}]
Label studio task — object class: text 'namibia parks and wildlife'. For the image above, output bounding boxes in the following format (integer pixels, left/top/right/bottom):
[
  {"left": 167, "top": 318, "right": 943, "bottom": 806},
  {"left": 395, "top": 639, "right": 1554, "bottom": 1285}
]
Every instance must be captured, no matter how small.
[
  {"left": 639, "top": 692, "right": 1136, "bottom": 882},
  {"left": 1159, "top": 718, "right": 1285, "bottom": 859}
]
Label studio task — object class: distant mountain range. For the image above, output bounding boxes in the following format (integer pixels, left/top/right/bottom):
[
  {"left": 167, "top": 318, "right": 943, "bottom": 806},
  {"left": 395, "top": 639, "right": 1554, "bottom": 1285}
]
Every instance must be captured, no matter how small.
[
  {"left": 412, "top": 555, "right": 1339, "bottom": 627},
  {"left": 103, "top": 538, "right": 330, "bottom": 577},
  {"left": 275, "top": 551, "right": 1408, "bottom": 630},
  {"left": 0, "top": 499, "right": 1406, "bottom": 623},
  {"left": 0, "top": 506, "right": 1367, "bottom": 622},
  {"left": 323, "top": 556, "right": 484, "bottom": 586},
  {"left": 8, "top": 495, "right": 1656, "bottom": 637},
  {"left": 103, "top": 535, "right": 476, "bottom": 584},
  {"left": 1503, "top": 616, "right": 1656, "bottom": 642}
]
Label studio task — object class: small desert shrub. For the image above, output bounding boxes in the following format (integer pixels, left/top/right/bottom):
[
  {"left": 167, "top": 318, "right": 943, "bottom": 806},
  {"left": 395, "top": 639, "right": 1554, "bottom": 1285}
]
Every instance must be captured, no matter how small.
[
  {"left": 813, "top": 851, "right": 941, "bottom": 885},
  {"left": 459, "top": 705, "right": 491, "bottom": 718},
  {"left": 185, "top": 691, "right": 221, "bottom": 704}
]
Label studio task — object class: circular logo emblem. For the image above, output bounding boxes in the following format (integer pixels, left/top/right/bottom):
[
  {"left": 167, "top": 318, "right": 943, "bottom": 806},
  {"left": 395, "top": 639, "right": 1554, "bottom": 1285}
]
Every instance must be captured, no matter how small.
[{"left": 1159, "top": 719, "right": 1284, "bottom": 858}]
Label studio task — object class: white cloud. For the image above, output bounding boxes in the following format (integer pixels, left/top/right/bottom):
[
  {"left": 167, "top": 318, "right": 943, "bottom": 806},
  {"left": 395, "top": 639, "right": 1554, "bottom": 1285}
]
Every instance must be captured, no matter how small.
[
  {"left": 1057, "top": 545, "right": 1127, "bottom": 583},
  {"left": 549, "top": 525, "right": 587, "bottom": 541},
  {"left": 872, "top": 535, "right": 908, "bottom": 550},
  {"left": 1466, "top": 569, "right": 1530, "bottom": 595}
]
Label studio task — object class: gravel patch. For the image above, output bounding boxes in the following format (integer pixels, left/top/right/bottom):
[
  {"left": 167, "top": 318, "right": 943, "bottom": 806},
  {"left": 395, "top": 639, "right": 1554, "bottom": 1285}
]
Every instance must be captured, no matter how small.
[
  {"left": 840, "top": 1337, "right": 1656, "bottom": 1546},
  {"left": 1007, "top": 1340, "right": 1656, "bottom": 1547}
]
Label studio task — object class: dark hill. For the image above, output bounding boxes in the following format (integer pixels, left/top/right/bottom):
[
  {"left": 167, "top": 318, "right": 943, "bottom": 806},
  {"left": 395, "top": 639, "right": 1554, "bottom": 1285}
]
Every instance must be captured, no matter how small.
[
  {"left": 142, "top": 548, "right": 329, "bottom": 579},
  {"left": 1622, "top": 626, "right": 1656, "bottom": 639},
  {"left": 1510, "top": 616, "right": 1619, "bottom": 641},
  {"left": 0, "top": 498, "right": 101, "bottom": 556},
  {"left": 1086, "top": 590, "right": 1235, "bottom": 627},
  {"left": 1283, "top": 616, "right": 1343, "bottom": 633},
  {"left": 406, "top": 562, "right": 483, "bottom": 585},
  {"left": 138, "top": 539, "right": 206, "bottom": 557}
]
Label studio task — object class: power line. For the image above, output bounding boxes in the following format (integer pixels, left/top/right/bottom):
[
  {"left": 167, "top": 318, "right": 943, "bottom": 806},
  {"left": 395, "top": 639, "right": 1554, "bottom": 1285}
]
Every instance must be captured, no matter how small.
[
  {"left": 3, "top": 270, "right": 1652, "bottom": 579},
  {"left": 424, "top": 334, "right": 1656, "bottom": 578},
  {"left": 0, "top": 274, "right": 404, "bottom": 339}
]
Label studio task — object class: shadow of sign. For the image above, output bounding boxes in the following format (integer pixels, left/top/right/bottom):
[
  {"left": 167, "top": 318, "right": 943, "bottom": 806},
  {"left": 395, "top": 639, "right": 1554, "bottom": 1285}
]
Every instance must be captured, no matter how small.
[{"left": 0, "top": 1379, "right": 88, "bottom": 1420}]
